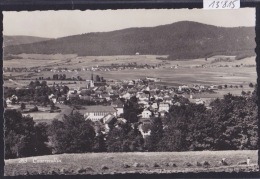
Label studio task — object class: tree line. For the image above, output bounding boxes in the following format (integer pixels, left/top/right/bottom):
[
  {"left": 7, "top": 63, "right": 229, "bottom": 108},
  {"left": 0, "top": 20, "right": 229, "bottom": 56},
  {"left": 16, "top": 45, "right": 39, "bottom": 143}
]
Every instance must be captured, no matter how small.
[{"left": 4, "top": 88, "right": 258, "bottom": 159}]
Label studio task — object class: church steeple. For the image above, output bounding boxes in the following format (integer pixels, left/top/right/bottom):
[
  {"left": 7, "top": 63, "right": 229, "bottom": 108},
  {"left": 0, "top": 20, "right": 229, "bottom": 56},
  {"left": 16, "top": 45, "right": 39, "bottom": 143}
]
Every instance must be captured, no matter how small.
[{"left": 90, "top": 70, "right": 94, "bottom": 88}]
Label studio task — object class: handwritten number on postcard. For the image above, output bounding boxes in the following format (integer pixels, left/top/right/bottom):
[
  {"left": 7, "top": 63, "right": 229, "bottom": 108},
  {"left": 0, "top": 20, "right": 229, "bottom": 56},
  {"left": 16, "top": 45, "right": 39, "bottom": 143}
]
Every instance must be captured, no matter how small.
[{"left": 204, "top": 0, "right": 240, "bottom": 9}]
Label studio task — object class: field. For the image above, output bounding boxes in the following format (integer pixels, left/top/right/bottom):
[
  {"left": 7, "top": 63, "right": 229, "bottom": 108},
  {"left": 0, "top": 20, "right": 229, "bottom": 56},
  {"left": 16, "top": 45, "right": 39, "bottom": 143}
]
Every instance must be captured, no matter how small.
[
  {"left": 4, "top": 150, "right": 258, "bottom": 175},
  {"left": 4, "top": 54, "right": 257, "bottom": 99},
  {"left": 4, "top": 54, "right": 257, "bottom": 85}
]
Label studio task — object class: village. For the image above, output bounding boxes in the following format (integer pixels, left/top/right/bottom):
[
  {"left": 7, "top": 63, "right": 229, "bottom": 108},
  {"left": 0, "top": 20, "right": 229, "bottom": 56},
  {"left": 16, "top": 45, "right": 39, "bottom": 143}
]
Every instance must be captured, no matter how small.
[
  {"left": 4, "top": 9, "right": 259, "bottom": 176},
  {"left": 5, "top": 70, "right": 254, "bottom": 141}
]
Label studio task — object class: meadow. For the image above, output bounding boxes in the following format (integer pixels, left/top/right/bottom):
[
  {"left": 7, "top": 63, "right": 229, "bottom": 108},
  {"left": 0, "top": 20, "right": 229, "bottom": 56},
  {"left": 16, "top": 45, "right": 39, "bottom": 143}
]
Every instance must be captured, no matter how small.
[
  {"left": 3, "top": 54, "right": 257, "bottom": 98},
  {"left": 4, "top": 150, "right": 258, "bottom": 175},
  {"left": 4, "top": 54, "right": 256, "bottom": 82}
]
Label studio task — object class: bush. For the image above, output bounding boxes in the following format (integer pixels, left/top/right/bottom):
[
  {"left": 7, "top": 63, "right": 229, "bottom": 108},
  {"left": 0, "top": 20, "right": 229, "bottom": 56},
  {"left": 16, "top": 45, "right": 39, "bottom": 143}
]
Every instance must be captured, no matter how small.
[
  {"left": 77, "top": 168, "right": 86, "bottom": 174},
  {"left": 152, "top": 162, "right": 160, "bottom": 168},
  {"left": 101, "top": 165, "right": 109, "bottom": 170},
  {"left": 171, "top": 163, "right": 177, "bottom": 167},
  {"left": 185, "top": 162, "right": 192, "bottom": 167},
  {"left": 86, "top": 167, "right": 94, "bottom": 172},
  {"left": 203, "top": 161, "right": 210, "bottom": 167},
  {"left": 241, "top": 91, "right": 246, "bottom": 96},
  {"left": 122, "top": 163, "right": 131, "bottom": 168},
  {"left": 196, "top": 162, "right": 202, "bottom": 166},
  {"left": 51, "top": 170, "right": 59, "bottom": 175},
  {"left": 133, "top": 162, "right": 142, "bottom": 167},
  {"left": 164, "top": 162, "right": 170, "bottom": 167},
  {"left": 21, "top": 103, "right": 26, "bottom": 110},
  {"left": 237, "top": 161, "right": 247, "bottom": 165},
  {"left": 220, "top": 161, "right": 228, "bottom": 166},
  {"left": 29, "top": 106, "right": 38, "bottom": 112},
  {"left": 60, "top": 168, "right": 70, "bottom": 174}
]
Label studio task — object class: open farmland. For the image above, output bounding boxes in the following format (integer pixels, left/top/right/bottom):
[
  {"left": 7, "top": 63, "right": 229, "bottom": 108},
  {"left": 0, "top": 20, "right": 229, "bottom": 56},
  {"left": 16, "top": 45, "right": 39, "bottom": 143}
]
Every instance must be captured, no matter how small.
[
  {"left": 3, "top": 54, "right": 257, "bottom": 98},
  {"left": 22, "top": 112, "right": 60, "bottom": 123},
  {"left": 4, "top": 54, "right": 256, "bottom": 84},
  {"left": 4, "top": 150, "right": 258, "bottom": 176}
]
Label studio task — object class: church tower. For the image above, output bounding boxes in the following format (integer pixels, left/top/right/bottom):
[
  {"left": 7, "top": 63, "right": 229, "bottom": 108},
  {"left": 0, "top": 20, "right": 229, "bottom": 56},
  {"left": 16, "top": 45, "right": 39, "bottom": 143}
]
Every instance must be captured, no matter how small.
[{"left": 90, "top": 70, "right": 94, "bottom": 88}]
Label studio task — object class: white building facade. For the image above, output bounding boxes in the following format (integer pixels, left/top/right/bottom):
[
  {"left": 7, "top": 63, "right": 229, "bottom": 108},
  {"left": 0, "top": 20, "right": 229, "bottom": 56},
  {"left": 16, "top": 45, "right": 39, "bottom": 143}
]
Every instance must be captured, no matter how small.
[{"left": 84, "top": 106, "right": 117, "bottom": 121}]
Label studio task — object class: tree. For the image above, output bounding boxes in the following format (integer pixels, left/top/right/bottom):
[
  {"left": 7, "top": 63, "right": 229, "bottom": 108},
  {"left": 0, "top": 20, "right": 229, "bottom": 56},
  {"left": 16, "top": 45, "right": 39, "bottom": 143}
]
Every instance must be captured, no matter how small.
[
  {"left": 20, "top": 103, "right": 26, "bottom": 110},
  {"left": 11, "top": 98, "right": 16, "bottom": 105},
  {"left": 93, "top": 133, "right": 107, "bottom": 152},
  {"left": 158, "top": 127, "right": 183, "bottom": 151},
  {"left": 50, "top": 102, "right": 55, "bottom": 111},
  {"left": 106, "top": 123, "right": 131, "bottom": 152},
  {"left": 34, "top": 122, "right": 52, "bottom": 155},
  {"left": 49, "top": 112, "right": 96, "bottom": 154},
  {"left": 41, "top": 81, "right": 47, "bottom": 86},
  {"left": 4, "top": 109, "right": 50, "bottom": 159},
  {"left": 249, "top": 83, "right": 254, "bottom": 88},
  {"left": 62, "top": 86, "right": 69, "bottom": 94},
  {"left": 91, "top": 72, "right": 94, "bottom": 81},
  {"left": 96, "top": 75, "right": 101, "bottom": 82},
  {"left": 106, "top": 123, "right": 143, "bottom": 152},
  {"left": 35, "top": 80, "right": 41, "bottom": 86},
  {"left": 125, "top": 125, "right": 144, "bottom": 151},
  {"left": 29, "top": 81, "right": 35, "bottom": 88},
  {"left": 144, "top": 117, "right": 163, "bottom": 151},
  {"left": 241, "top": 91, "right": 246, "bottom": 96},
  {"left": 209, "top": 94, "right": 258, "bottom": 150}
]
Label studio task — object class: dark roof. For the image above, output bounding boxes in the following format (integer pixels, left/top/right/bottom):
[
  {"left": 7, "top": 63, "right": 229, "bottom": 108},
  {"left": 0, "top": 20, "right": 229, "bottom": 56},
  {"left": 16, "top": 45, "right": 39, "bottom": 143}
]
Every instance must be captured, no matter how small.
[
  {"left": 80, "top": 96, "right": 93, "bottom": 101},
  {"left": 69, "top": 94, "right": 79, "bottom": 98},
  {"left": 111, "top": 99, "right": 124, "bottom": 108},
  {"left": 83, "top": 105, "right": 117, "bottom": 113},
  {"left": 58, "top": 96, "right": 66, "bottom": 101},
  {"left": 139, "top": 118, "right": 152, "bottom": 123},
  {"left": 103, "top": 113, "right": 116, "bottom": 124},
  {"left": 94, "top": 82, "right": 106, "bottom": 87}
]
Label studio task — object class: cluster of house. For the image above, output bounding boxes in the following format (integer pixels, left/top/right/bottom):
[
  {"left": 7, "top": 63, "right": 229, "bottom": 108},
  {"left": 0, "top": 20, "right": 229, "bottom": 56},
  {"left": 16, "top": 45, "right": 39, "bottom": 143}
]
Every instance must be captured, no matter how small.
[
  {"left": 50, "top": 78, "right": 219, "bottom": 137},
  {"left": 5, "top": 75, "right": 221, "bottom": 138}
]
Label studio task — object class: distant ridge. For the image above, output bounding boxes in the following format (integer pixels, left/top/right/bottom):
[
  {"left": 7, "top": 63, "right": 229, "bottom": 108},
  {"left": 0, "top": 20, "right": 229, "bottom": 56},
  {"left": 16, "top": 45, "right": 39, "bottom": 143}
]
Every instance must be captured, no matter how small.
[
  {"left": 4, "top": 21, "right": 255, "bottom": 60},
  {"left": 4, "top": 35, "right": 52, "bottom": 47}
]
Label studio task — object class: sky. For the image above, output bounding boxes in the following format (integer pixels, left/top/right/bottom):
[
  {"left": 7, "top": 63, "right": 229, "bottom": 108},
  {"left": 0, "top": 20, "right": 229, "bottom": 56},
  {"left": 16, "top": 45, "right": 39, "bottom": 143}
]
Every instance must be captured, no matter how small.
[{"left": 3, "top": 8, "right": 255, "bottom": 38}]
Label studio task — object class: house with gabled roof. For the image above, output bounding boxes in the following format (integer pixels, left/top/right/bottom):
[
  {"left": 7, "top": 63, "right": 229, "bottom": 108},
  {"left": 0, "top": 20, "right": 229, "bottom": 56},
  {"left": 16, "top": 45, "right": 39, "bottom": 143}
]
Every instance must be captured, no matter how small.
[
  {"left": 101, "top": 93, "right": 111, "bottom": 101},
  {"left": 57, "top": 96, "right": 66, "bottom": 104},
  {"left": 83, "top": 105, "right": 117, "bottom": 121},
  {"left": 121, "top": 92, "right": 132, "bottom": 100},
  {"left": 103, "top": 113, "right": 116, "bottom": 124},
  {"left": 159, "top": 103, "right": 170, "bottom": 112},
  {"left": 141, "top": 108, "right": 152, "bottom": 118},
  {"left": 111, "top": 99, "right": 124, "bottom": 116}
]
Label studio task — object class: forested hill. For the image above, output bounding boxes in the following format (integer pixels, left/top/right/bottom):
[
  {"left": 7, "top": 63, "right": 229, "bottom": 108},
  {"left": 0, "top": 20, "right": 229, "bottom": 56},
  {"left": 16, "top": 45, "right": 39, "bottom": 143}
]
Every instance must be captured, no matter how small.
[
  {"left": 4, "top": 21, "right": 255, "bottom": 59},
  {"left": 3, "top": 35, "right": 52, "bottom": 47}
]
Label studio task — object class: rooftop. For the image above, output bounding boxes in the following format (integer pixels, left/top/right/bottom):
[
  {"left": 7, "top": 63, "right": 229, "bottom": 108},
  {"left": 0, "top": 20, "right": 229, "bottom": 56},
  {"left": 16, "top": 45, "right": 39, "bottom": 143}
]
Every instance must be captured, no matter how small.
[{"left": 83, "top": 105, "right": 117, "bottom": 113}]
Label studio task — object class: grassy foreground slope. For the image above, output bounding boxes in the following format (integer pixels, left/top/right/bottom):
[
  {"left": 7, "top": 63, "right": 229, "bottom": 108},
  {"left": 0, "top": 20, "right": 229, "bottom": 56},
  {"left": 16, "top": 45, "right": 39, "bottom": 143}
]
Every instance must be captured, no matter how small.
[{"left": 5, "top": 150, "right": 258, "bottom": 175}]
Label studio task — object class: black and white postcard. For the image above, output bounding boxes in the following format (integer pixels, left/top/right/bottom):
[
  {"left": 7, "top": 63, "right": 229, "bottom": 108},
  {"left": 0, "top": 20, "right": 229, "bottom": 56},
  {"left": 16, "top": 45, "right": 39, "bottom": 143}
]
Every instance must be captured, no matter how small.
[{"left": 3, "top": 9, "right": 258, "bottom": 175}]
